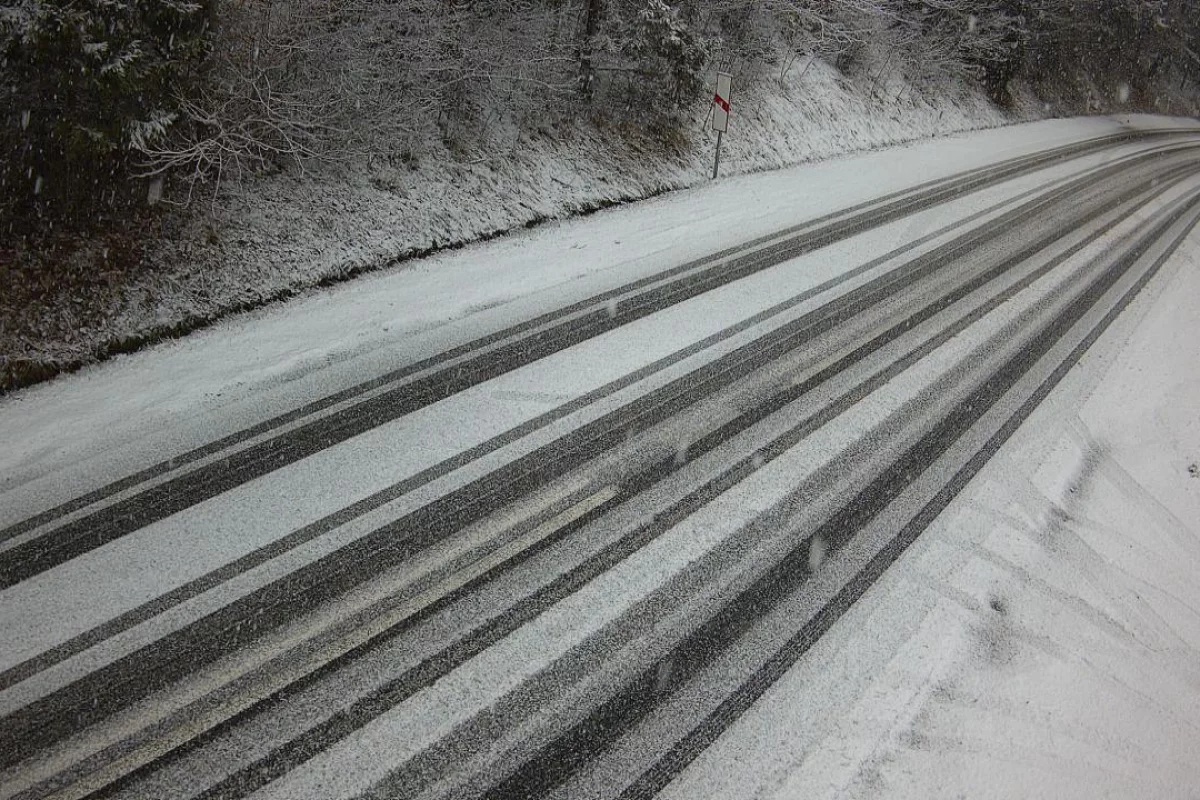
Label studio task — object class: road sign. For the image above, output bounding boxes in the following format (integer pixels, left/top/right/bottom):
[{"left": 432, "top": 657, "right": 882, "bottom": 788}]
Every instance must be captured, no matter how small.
[
  {"left": 712, "top": 72, "right": 733, "bottom": 133},
  {"left": 712, "top": 72, "right": 733, "bottom": 179}
]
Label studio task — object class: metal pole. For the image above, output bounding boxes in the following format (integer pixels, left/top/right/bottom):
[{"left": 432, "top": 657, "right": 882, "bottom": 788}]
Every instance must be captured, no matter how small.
[{"left": 712, "top": 130, "right": 723, "bottom": 179}]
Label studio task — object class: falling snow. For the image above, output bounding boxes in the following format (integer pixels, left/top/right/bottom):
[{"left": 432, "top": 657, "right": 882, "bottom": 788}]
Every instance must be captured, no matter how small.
[
  {"left": 147, "top": 177, "right": 164, "bottom": 205},
  {"left": 807, "top": 534, "right": 828, "bottom": 572}
]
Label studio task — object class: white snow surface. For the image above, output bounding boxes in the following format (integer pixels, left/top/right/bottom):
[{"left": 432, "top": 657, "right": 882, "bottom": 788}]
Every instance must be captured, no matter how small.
[
  {"left": 664, "top": 175, "right": 1200, "bottom": 797},
  {"left": 2, "top": 114, "right": 1200, "bottom": 798}
]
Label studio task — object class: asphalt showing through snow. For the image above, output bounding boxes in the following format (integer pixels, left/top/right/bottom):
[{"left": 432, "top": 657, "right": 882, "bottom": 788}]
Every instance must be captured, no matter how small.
[
  {"left": 3, "top": 128, "right": 1192, "bottom": 588},
  {"left": 2, "top": 131, "right": 1200, "bottom": 800}
]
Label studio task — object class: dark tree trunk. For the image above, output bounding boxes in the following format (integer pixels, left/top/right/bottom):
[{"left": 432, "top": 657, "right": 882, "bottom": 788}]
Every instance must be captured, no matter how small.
[{"left": 579, "top": 0, "right": 603, "bottom": 100}]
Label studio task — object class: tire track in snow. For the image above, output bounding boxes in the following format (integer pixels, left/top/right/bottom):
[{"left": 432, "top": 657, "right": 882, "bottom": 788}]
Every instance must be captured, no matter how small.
[
  {"left": 2, "top": 140, "right": 1183, "bottom": 713},
  {"left": 2, "top": 131, "right": 1194, "bottom": 588},
  {"left": 148, "top": 161, "right": 1200, "bottom": 800},
  {"left": 0, "top": 141, "right": 1117, "bottom": 697},
  {"left": 475, "top": 191, "right": 1200, "bottom": 800}
]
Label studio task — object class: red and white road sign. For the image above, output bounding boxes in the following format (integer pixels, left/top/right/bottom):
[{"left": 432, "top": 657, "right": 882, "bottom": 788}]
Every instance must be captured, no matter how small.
[{"left": 712, "top": 72, "right": 733, "bottom": 133}]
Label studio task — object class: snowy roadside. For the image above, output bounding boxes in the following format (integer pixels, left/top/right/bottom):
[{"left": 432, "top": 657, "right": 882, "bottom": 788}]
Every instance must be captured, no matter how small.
[
  {"left": 663, "top": 188, "right": 1200, "bottom": 799},
  {"left": 3, "top": 58, "right": 1036, "bottom": 392}
]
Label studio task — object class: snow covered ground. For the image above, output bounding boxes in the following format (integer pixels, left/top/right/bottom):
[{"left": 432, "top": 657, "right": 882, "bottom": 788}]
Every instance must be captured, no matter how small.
[
  {"left": 6, "top": 55, "right": 1036, "bottom": 389},
  {"left": 2, "top": 113, "right": 1200, "bottom": 798},
  {"left": 663, "top": 181, "right": 1200, "bottom": 798}
]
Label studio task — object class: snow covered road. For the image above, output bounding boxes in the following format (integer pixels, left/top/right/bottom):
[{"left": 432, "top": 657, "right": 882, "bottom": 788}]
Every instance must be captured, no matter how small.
[{"left": 2, "top": 117, "right": 1200, "bottom": 800}]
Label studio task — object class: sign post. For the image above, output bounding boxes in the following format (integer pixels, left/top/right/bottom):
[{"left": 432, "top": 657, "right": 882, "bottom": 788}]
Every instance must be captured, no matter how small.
[{"left": 711, "top": 72, "right": 733, "bottom": 179}]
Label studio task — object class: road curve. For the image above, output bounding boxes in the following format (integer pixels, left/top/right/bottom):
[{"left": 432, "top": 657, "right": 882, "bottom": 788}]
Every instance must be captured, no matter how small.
[{"left": 2, "top": 130, "right": 1200, "bottom": 800}]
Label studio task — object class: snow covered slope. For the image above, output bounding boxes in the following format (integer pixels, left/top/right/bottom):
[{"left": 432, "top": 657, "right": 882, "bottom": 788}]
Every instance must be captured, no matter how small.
[{"left": 5, "top": 55, "right": 1034, "bottom": 391}]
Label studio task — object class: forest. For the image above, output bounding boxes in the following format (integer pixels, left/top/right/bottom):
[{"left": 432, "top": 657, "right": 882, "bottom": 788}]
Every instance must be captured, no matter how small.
[{"left": 4, "top": 0, "right": 1198, "bottom": 231}]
